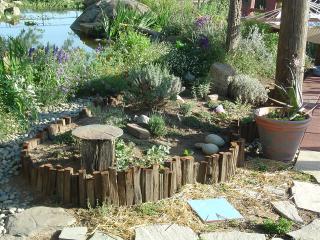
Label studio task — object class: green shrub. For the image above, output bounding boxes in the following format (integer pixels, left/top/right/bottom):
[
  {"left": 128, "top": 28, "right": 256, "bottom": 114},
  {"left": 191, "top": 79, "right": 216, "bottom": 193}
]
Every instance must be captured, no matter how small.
[
  {"left": 126, "top": 64, "right": 182, "bottom": 108},
  {"left": 191, "top": 81, "right": 211, "bottom": 99},
  {"left": 115, "top": 139, "right": 136, "bottom": 171},
  {"left": 144, "top": 145, "right": 170, "bottom": 166},
  {"left": 148, "top": 114, "right": 167, "bottom": 137},
  {"left": 228, "top": 75, "right": 268, "bottom": 105},
  {"left": 262, "top": 218, "right": 293, "bottom": 235},
  {"left": 180, "top": 102, "right": 195, "bottom": 116},
  {"left": 90, "top": 106, "right": 128, "bottom": 128}
]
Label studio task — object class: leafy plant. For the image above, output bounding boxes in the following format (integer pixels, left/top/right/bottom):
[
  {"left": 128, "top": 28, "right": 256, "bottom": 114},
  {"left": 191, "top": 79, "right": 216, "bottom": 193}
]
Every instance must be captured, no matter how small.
[
  {"left": 115, "top": 139, "right": 136, "bottom": 171},
  {"left": 228, "top": 75, "right": 268, "bottom": 105},
  {"left": 53, "top": 131, "right": 75, "bottom": 145},
  {"left": 191, "top": 81, "right": 211, "bottom": 99},
  {"left": 183, "top": 149, "right": 194, "bottom": 156},
  {"left": 135, "top": 202, "right": 163, "bottom": 216},
  {"left": 126, "top": 64, "right": 182, "bottom": 108},
  {"left": 144, "top": 145, "right": 170, "bottom": 167},
  {"left": 148, "top": 114, "right": 167, "bottom": 137},
  {"left": 179, "top": 102, "right": 195, "bottom": 116},
  {"left": 262, "top": 217, "right": 293, "bottom": 234}
]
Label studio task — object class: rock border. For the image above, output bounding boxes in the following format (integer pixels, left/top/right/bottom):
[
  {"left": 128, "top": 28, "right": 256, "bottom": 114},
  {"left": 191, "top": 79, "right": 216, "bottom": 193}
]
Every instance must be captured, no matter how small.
[{"left": 20, "top": 108, "right": 245, "bottom": 207}]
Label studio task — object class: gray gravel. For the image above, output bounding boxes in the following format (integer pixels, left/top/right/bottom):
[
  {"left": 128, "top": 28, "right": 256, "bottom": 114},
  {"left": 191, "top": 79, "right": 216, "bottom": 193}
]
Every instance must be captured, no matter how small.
[{"left": 0, "top": 99, "right": 89, "bottom": 235}]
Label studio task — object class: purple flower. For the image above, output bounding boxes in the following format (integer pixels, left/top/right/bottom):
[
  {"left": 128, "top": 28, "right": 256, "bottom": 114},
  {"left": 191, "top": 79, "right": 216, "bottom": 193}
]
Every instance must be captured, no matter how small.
[
  {"left": 198, "top": 35, "right": 210, "bottom": 49},
  {"left": 56, "top": 49, "right": 69, "bottom": 64},
  {"left": 195, "top": 15, "right": 211, "bottom": 28},
  {"left": 45, "top": 44, "right": 50, "bottom": 55},
  {"left": 95, "top": 43, "right": 103, "bottom": 53},
  {"left": 28, "top": 47, "right": 35, "bottom": 58}
]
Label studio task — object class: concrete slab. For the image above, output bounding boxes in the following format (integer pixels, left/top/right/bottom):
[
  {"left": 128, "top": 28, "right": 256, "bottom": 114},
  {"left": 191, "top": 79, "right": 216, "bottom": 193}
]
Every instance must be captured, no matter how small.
[
  {"left": 291, "top": 181, "right": 320, "bottom": 213},
  {"left": 59, "top": 227, "right": 87, "bottom": 240},
  {"left": 89, "top": 231, "right": 123, "bottom": 240},
  {"left": 200, "top": 231, "right": 266, "bottom": 240},
  {"left": 271, "top": 201, "right": 303, "bottom": 223},
  {"left": 295, "top": 150, "right": 320, "bottom": 183},
  {"left": 287, "top": 219, "right": 320, "bottom": 240}
]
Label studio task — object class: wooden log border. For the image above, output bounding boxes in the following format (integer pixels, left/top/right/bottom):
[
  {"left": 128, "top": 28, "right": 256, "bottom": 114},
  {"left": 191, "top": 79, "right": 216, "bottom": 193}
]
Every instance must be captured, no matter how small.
[{"left": 20, "top": 108, "right": 246, "bottom": 208}]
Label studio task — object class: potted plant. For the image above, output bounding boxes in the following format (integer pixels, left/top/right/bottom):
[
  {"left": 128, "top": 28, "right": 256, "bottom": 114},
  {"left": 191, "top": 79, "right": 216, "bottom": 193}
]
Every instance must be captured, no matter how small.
[{"left": 255, "top": 66, "right": 313, "bottom": 162}]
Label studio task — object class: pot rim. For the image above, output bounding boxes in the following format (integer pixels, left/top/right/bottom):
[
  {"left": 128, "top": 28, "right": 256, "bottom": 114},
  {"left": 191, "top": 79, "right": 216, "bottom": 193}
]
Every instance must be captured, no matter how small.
[{"left": 254, "top": 107, "right": 311, "bottom": 124}]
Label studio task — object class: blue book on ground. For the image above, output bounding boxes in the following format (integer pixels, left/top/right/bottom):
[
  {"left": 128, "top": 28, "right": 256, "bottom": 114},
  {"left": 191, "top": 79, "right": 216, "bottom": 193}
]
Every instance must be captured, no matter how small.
[{"left": 187, "top": 198, "right": 244, "bottom": 223}]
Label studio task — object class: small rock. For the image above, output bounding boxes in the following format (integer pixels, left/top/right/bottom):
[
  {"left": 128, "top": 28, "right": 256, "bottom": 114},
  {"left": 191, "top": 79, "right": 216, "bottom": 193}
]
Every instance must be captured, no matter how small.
[
  {"left": 59, "top": 227, "right": 87, "bottom": 240},
  {"left": 184, "top": 72, "right": 196, "bottom": 82},
  {"left": 205, "top": 134, "right": 225, "bottom": 147},
  {"left": 205, "top": 94, "right": 219, "bottom": 102},
  {"left": 176, "top": 95, "right": 185, "bottom": 103},
  {"left": 89, "top": 231, "right": 123, "bottom": 240},
  {"left": 135, "top": 115, "right": 150, "bottom": 125},
  {"left": 271, "top": 201, "right": 303, "bottom": 223},
  {"left": 126, "top": 123, "right": 150, "bottom": 140},
  {"left": 202, "top": 144, "right": 219, "bottom": 155},
  {"left": 215, "top": 104, "right": 225, "bottom": 114},
  {"left": 194, "top": 143, "right": 205, "bottom": 149}
]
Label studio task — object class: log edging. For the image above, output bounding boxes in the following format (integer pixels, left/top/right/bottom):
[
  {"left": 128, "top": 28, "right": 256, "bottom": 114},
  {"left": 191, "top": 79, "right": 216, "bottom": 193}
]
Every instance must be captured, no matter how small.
[{"left": 21, "top": 108, "right": 245, "bottom": 207}]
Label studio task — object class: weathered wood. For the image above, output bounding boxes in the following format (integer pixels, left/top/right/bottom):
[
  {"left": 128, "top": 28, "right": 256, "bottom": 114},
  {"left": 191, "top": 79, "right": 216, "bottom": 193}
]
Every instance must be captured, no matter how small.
[
  {"left": 71, "top": 173, "right": 79, "bottom": 206},
  {"left": 226, "top": 0, "right": 242, "bottom": 51},
  {"left": 36, "top": 165, "right": 45, "bottom": 192},
  {"left": 211, "top": 154, "right": 220, "bottom": 184},
  {"left": 133, "top": 167, "right": 142, "bottom": 205},
  {"left": 163, "top": 168, "right": 169, "bottom": 199},
  {"left": 152, "top": 165, "right": 160, "bottom": 201},
  {"left": 48, "top": 124, "right": 60, "bottom": 140},
  {"left": 224, "top": 152, "right": 233, "bottom": 181},
  {"left": 159, "top": 173, "right": 164, "bottom": 200},
  {"left": 275, "top": 0, "right": 309, "bottom": 105},
  {"left": 86, "top": 175, "right": 95, "bottom": 207},
  {"left": 197, "top": 161, "right": 208, "bottom": 184},
  {"left": 181, "top": 157, "right": 194, "bottom": 185},
  {"left": 168, "top": 171, "right": 174, "bottom": 197},
  {"left": 144, "top": 168, "right": 153, "bottom": 202},
  {"left": 101, "top": 171, "right": 110, "bottom": 204},
  {"left": 63, "top": 167, "right": 73, "bottom": 204},
  {"left": 125, "top": 168, "right": 135, "bottom": 206},
  {"left": 64, "top": 116, "right": 72, "bottom": 125},
  {"left": 93, "top": 171, "right": 102, "bottom": 205},
  {"left": 117, "top": 171, "right": 127, "bottom": 206},
  {"left": 72, "top": 124, "right": 123, "bottom": 173},
  {"left": 43, "top": 164, "right": 52, "bottom": 195},
  {"left": 109, "top": 167, "right": 119, "bottom": 206},
  {"left": 193, "top": 162, "right": 199, "bottom": 184},
  {"left": 172, "top": 156, "right": 182, "bottom": 189},
  {"left": 48, "top": 168, "right": 57, "bottom": 195},
  {"left": 78, "top": 169, "right": 87, "bottom": 208},
  {"left": 236, "top": 138, "right": 245, "bottom": 167},
  {"left": 56, "top": 169, "right": 65, "bottom": 203},
  {"left": 218, "top": 153, "right": 228, "bottom": 182},
  {"left": 30, "top": 166, "right": 38, "bottom": 188}
]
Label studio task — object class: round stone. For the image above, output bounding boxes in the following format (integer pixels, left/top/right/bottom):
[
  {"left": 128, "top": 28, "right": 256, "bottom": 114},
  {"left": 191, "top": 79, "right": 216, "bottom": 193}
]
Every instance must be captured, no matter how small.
[
  {"left": 202, "top": 144, "right": 219, "bottom": 155},
  {"left": 205, "top": 134, "right": 225, "bottom": 147}
]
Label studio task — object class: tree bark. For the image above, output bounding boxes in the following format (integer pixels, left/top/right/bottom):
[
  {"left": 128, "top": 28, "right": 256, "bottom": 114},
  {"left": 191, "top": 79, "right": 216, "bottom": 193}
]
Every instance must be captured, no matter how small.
[
  {"left": 275, "top": 0, "right": 309, "bottom": 105},
  {"left": 81, "top": 139, "right": 115, "bottom": 173},
  {"left": 226, "top": 0, "right": 242, "bottom": 52}
]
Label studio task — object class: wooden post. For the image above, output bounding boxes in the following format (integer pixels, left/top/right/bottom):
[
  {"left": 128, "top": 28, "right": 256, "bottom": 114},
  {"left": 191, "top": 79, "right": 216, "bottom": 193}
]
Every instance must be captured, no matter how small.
[
  {"left": 109, "top": 167, "right": 119, "bottom": 206},
  {"left": 125, "top": 168, "right": 134, "bottom": 206},
  {"left": 218, "top": 153, "right": 228, "bottom": 182},
  {"left": 152, "top": 165, "right": 160, "bottom": 202},
  {"left": 211, "top": 154, "right": 220, "bottom": 184},
  {"left": 36, "top": 165, "right": 45, "bottom": 192},
  {"left": 193, "top": 162, "right": 199, "bottom": 184},
  {"left": 48, "top": 168, "right": 57, "bottom": 196},
  {"left": 43, "top": 164, "right": 52, "bottom": 195},
  {"left": 226, "top": 0, "right": 242, "bottom": 51},
  {"left": 197, "top": 161, "right": 208, "bottom": 184},
  {"left": 172, "top": 156, "right": 182, "bottom": 189},
  {"left": 181, "top": 157, "right": 194, "bottom": 185},
  {"left": 275, "top": 0, "right": 309, "bottom": 105},
  {"left": 56, "top": 168, "right": 65, "bottom": 203},
  {"left": 63, "top": 167, "right": 73, "bottom": 204},
  {"left": 163, "top": 168, "right": 169, "bottom": 198},
  {"left": 93, "top": 171, "right": 102, "bottom": 205},
  {"left": 30, "top": 166, "right": 38, "bottom": 188},
  {"left": 236, "top": 138, "right": 246, "bottom": 167},
  {"left": 71, "top": 173, "right": 79, "bottom": 206},
  {"left": 133, "top": 167, "right": 142, "bottom": 205},
  {"left": 168, "top": 171, "right": 174, "bottom": 197},
  {"left": 86, "top": 175, "right": 95, "bottom": 207},
  {"left": 117, "top": 171, "right": 127, "bottom": 206},
  {"left": 78, "top": 170, "right": 87, "bottom": 208},
  {"left": 159, "top": 172, "right": 164, "bottom": 200},
  {"left": 143, "top": 169, "right": 153, "bottom": 202},
  {"left": 101, "top": 171, "right": 110, "bottom": 204}
]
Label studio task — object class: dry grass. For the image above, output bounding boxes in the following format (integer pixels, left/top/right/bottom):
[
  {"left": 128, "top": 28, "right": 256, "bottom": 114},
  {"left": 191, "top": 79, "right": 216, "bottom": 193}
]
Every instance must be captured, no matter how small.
[{"left": 74, "top": 158, "right": 316, "bottom": 240}]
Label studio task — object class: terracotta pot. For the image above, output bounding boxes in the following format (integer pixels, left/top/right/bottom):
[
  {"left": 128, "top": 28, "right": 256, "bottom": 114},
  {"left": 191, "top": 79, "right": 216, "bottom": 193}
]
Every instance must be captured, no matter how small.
[{"left": 255, "top": 107, "right": 311, "bottom": 162}]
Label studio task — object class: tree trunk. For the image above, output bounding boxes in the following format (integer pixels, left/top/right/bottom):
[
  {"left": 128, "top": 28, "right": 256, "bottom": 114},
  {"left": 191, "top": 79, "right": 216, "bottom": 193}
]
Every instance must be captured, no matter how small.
[
  {"left": 81, "top": 139, "right": 115, "bottom": 173},
  {"left": 275, "top": 0, "right": 309, "bottom": 105},
  {"left": 226, "top": 0, "right": 242, "bottom": 52}
]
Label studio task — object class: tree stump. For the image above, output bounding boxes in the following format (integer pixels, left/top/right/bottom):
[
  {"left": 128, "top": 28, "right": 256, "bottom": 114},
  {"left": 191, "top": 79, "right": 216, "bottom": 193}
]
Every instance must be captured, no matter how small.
[{"left": 72, "top": 124, "right": 123, "bottom": 173}]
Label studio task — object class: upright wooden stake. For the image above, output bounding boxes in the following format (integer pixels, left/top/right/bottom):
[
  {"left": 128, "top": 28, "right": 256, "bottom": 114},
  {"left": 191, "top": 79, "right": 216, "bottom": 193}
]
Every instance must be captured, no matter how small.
[
  {"left": 109, "top": 167, "right": 119, "bottom": 206},
  {"left": 101, "top": 171, "right": 110, "bottom": 204},
  {"left": 125, "top": 168, "right": 134, "bottom": 206},
  {"left": 133, "top": 167, "right": 142, "bottom": 205},
  {"left": 78, "top": 169, "right": 87, "bottom": 208}
]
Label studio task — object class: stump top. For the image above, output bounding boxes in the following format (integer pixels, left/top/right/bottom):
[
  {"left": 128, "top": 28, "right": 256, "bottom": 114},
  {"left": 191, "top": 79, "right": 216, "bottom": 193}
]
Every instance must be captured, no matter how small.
[{"left": 72, "top": 124, "right": 123, "bottom": 141}]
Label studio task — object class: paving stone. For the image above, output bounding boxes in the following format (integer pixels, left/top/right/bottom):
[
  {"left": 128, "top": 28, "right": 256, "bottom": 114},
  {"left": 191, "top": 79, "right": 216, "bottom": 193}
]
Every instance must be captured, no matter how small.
[
  {"left": 59, "top": 227, "right": 87, "bottom": 240},
  {"left": 6, "top": 206, "right": 76, "bottom": 237},
  {"left": 200, "top": 231, "right": 266, "bottom": 240},
  {"left": 271, "top": 201, "right": 304, "bottom": 223},
  {"left": 0, "top": 235, "right": 26, "bottom": 240},
  {"left": 295, "top": 150, "right": 320, "bottom": 183},
  {"left": 287, "top": 219, "right": 320, "bottom": 240},
  {"left": 89, "top": 231, "right": 123, "bottom": 240},
  {"left": 135, "top": 224, "right": 198, "bottom": 240},
  {"left": 291, "top": 181, "right": 320, "bottom": 213}
]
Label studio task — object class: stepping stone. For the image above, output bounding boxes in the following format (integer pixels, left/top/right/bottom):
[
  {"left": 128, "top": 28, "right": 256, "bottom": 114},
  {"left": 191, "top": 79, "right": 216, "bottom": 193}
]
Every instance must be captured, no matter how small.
[
  {"left": 295, "top": 150, "right": 320, "bottom": 183},
  {"left": 89, "top": 231, "right": 123, "bottom": 240},
  {"left": 271, "top": 201, "right": 304, "bottom": 223},
  {"left": 291, "top": 181, "right": 320, "bottom": 213},
  {"left": 200, "top": 231, "right": 266, "bottom": 240},
  {"left": 127, "top": 123, "right": 150, "bottom": 139},
  {"left": 135, "top": 224, "right": 198, "bottom": 240},
  {"left": 287, "top": 219, "right": 320, "bottom": 240},
  {"left": 59, "top": 227, "right": 87, "bottom": 240},
  {"left": 6, "top": 206, "right": 76, "bottom": 237}
]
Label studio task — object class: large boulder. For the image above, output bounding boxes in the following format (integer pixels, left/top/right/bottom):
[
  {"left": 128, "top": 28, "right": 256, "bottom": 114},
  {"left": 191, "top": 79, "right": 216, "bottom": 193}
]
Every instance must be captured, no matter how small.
[
  {"left": 208, "top": 63, "right": 236, "bottom": 97},
  {"left": 71, "top": 0, "right": 150, "bottom": 37}
]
